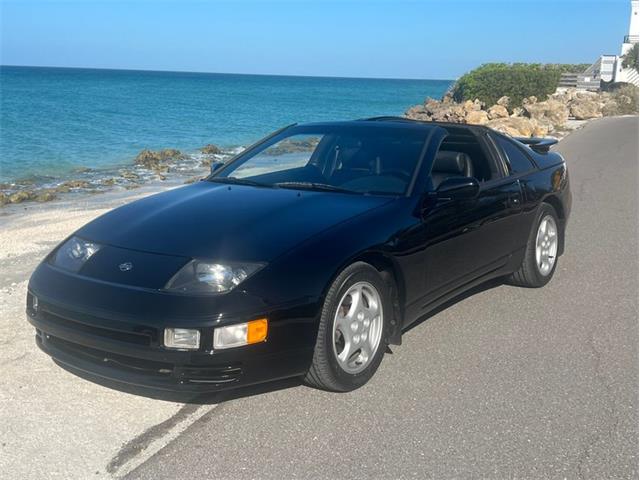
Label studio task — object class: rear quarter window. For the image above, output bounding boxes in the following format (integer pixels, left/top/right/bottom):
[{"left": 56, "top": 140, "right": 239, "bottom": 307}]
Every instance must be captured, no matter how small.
[{"left": 493, "top": 135, "right": 536, "bottom": 175}]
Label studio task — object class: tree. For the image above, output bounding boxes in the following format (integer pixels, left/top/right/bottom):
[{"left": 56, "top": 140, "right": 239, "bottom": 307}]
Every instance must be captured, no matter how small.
[{"left": 622, "top": 43, "right": 639, "bottom": 71}]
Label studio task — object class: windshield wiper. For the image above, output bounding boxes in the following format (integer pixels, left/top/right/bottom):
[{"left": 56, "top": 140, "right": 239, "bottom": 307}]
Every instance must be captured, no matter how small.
[
  {"left": 208, "top": 177, "right": 276, "bottom": 188},
  {"left": 274, "top": 182, "right": 358, "bottom": 194}
]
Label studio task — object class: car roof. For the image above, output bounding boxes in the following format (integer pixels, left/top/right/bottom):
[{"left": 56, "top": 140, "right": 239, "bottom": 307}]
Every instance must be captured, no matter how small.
[{"left": 293, "top": 117, "right": 490, "bottom": 134}]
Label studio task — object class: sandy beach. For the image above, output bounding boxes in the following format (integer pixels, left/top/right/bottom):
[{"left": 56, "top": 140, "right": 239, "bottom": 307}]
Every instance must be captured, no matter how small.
[{"left": 0, "top": 182, "right": 204, "bottom": 479}]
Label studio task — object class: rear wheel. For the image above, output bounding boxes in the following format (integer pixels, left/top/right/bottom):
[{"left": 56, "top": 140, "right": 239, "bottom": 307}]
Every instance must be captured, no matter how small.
[
  {"left": 509, "top": 204, "right": 560, "bottom": 287},
  {"left": 305, "top": 262, "right": 390, "bottom": 392}
]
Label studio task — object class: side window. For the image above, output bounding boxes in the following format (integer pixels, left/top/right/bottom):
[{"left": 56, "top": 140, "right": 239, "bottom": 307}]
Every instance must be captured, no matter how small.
[
  {"left": 432, "top": 128, "right": 502, "bottom": 188},
  {"left": 494, "top": 135, "right": 535, "bottom": 175}
]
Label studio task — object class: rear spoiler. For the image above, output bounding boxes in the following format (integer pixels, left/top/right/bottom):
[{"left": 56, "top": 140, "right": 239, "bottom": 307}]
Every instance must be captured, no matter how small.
[{"left": 515, "top": 137, "right": 558, "bottom": 154}]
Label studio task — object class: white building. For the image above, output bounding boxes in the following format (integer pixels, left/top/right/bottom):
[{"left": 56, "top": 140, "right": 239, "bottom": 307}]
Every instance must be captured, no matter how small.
[
  {"left": 615, "top": 0, "right": 639, "bottom": 84},
  {"left": 570, "top": 0, "right": 639, "bottom": 89}
]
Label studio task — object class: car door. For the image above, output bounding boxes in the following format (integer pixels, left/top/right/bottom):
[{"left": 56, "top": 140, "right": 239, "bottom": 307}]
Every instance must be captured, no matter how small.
[{"left": 419, "top": 131, "right": 526, "bottom": 309}]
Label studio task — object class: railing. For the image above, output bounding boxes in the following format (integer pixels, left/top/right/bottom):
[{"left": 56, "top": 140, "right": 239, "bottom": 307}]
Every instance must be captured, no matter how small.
[{"left": 624, "top": 34, "right": 639, "bottom": 43}]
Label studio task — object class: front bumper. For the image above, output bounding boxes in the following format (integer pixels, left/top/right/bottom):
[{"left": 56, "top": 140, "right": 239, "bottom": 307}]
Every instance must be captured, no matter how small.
[{"left": 27, "top": 263, "right": 318, "bottom": 393}]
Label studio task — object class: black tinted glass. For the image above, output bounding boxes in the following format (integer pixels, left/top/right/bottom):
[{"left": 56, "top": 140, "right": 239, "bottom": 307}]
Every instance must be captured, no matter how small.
[
  {"left": 495, "top": 135, "right": 535, "bottom": 174},
  {"left": 216, "top": 125, "right": 428, "bottom": 195}
]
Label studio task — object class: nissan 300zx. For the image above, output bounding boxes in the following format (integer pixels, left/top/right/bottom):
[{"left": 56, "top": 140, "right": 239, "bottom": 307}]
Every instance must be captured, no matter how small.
[{"left": 27, "top": 118, "right": 571, "bottom": 393}]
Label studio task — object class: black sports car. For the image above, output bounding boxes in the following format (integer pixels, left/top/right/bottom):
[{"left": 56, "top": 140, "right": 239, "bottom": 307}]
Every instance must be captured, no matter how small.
[{"left": 27, "top": 118, "right": 571, "bottom": 393}]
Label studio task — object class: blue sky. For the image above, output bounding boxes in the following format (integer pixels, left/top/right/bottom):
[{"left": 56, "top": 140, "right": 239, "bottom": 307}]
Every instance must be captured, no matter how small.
[{"left": 0, "top": 0, "right": 634, "bottom": 79}]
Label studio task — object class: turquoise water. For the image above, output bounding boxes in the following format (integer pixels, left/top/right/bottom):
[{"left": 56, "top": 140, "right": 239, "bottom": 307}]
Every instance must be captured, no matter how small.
[{"left": 0, "top": 66, "right": 451, "bottom": 184}]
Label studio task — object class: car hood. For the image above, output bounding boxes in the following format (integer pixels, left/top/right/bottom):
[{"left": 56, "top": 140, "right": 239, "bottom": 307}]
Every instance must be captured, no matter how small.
[{"left": 77, "top": 181, "right": 394, "bottom": 262}]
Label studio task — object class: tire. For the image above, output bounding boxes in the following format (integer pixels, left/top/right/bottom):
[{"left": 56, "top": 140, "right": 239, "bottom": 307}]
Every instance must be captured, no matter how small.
[
  {"left": 509, "top": 203, "right": 561, "bottom": 288},
  {"left": 304, "top": 262, "right": 391, "bottom": 392}
]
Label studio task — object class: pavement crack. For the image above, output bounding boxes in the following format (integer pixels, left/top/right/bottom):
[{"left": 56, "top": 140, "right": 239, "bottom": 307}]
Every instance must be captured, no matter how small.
[
  {"left": 106, "top": 403, "right": 202, "bottom": 475},
  {"left": 0, "top": 352, "right": 28, "bottom": 366},
  {"left": 575, "top": 331, "right": 620, "bottom": 480}
]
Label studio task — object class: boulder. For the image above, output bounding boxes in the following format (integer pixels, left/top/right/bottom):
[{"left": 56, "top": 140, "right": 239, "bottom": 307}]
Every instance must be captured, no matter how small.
[
  {"left": 486, "top": 117, "right": 537, "bottom": 137},
  {"left": 534, "top": 117, "right": 555, "bottom": 135},
  {"left": 524, "top": 99, "right": 569, "bottom": 127},
  {"left": 34, "top": 190, "right": 57, "bottom": 202},
  {"left": 0, "top": 192, "right": 9, "bottom": 206},
  {"left": 569, "top": 99, "right": 602, "bottom": 120},
  {"left": 134, "top": 148, "right": 183, "bottom": 170},
  {"left": 487, "top": 104, "right": 509, "bottom": 120},
  {"left": 9, "top": 190, "right": 35, "bottom": 204},
  {"left": 59, "top": 179, "right": 91, "bottom": 190},
  {"left": 441, "top": 91, "right": 455, "bottom": 103},
  {"left": 601, "top": 99, "right": 621, "bottom": 116},
  {"left": 199, "top": 144, "right": 221, "bottom": 155},
  {"left": 532, "top": 121, "right": 551, "bottom": 137},
  {"left": 120, "top": 170, "right": 140, "bottom": 181},
  {"left": 462, "top": 99, "right": 483, "bottom": 113},
  {"left": 497, "top": 96, "right": 510, "bottom": 107},
  {"left": 405, "top": 104, "right": 427, "bottom": 119},
  {"left": 465, "top": 110, "right": 489, "bottom": 125},
  {"left": 405, "top": 98, "right": 467, "bottom": 123}
]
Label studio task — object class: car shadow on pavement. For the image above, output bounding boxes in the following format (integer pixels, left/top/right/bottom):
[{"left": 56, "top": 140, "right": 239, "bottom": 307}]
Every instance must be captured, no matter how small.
[{"left": 402, "top": 278, "right": 504, "bottom": 335}]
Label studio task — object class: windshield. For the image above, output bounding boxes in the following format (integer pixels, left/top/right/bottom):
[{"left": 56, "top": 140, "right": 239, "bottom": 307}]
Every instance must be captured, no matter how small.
[{"left": 212, "top": 125, "right": 428, "bottom": 195}]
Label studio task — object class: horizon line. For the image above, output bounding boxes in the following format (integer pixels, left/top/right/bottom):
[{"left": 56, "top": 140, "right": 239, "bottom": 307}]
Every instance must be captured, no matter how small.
[{"left": 0, "top": 63, "right": 456, "bottom": 82}]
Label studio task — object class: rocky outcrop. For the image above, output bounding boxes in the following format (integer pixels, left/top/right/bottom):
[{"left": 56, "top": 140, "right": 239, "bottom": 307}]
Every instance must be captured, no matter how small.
[
  {"left": 8, "top": 191, "right": 36, "bottom": 204},
  {"left": 199, "top": 144, "right": 221, "bottom": 155},
  {"left": 496, "top": 96, "right": 510, "bottom": 107},
  {"left": 34, "top": 190, "right": 58, "bottom": 202},
  {"left": 569, "top": 99, "right": 602, "bottom": 120},
  {"left": 264, "top": 137, "right": 320, "bottom": 155},
  {"left": 405, "top": 85, "right": 639, "bottom": 137},
  {"left": 523, "top": 99, "right": 568, "bottom": 127},
  {"left": 486, "top": 117, "right": 537, "bottom": 137},
  {"left": 134, "top": 148, "right": 184, "bottom": 171},
  {"left": 487, "top": 104, "right": 509, "bottom": 120},
  {"left": 465, "top": 110, "right": 489, "bottom": 125}
]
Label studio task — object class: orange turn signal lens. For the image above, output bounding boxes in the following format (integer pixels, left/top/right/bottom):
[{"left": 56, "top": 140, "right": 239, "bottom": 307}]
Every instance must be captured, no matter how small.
[
  {"left": 213, "top": 318, "right": 269, "bottom": 349},
  {"left": 247, "top": 318, "right": 268, "bottom": 344}
]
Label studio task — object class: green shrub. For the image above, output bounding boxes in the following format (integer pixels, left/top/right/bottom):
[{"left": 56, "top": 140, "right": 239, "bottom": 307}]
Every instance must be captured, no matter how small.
[
  {"left": 450, "top": 63, "right": 585, "bottom": 106},
  {"left": 608, "top": 84, "right": 639, "bottom": 115},
  {"left": 622, "top": 43, "right": 639, "bottom": 71}
]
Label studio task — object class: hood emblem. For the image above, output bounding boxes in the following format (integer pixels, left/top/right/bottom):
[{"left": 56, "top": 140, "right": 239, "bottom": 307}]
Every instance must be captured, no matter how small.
[{"left": 119, "top": 262, "right": 133, "bottom": 272}]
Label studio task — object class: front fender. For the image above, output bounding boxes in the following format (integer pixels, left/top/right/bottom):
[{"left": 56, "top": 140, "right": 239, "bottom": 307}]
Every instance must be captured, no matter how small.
[{"left": 245, "top": 198, "right": 415, "bottom": 345}]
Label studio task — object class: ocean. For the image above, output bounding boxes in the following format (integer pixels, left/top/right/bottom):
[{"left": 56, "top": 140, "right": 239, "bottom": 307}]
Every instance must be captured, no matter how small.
[{"left": 0, "top": 66, "right": 451, "bottom": 195}]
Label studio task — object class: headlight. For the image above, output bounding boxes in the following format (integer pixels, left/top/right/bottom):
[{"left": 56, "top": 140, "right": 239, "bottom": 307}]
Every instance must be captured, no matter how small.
[
  {"left": 165, "top": 260, "right": 264, "bottom": 294},
  {"left": 51, "top": 236, "right": 102, "bottom": 272}
]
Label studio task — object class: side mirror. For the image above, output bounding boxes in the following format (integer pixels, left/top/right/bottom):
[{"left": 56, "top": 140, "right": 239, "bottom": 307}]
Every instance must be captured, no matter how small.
[
  {"left": 436, "top": 176, "right": 479, "bottom": 201},
  {"left": 210, "top": 161, "right": 225, "bottom": 175}
]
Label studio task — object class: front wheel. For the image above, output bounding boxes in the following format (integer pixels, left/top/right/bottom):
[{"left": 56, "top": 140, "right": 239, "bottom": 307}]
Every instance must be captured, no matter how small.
[
  {"left": 304, "top": 262, "right": 390, "bottom": 392},
  {"left": 509, "top": 203, "right": 560, "bottom": 288}
]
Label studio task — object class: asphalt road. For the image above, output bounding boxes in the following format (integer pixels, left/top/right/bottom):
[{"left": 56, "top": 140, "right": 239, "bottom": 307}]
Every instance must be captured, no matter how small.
[{"left": 127, "top": 116, "right": 638, "bottom": 480}]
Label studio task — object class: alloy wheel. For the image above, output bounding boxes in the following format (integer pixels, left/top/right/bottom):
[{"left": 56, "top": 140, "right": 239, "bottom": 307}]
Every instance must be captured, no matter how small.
[
  {"left": 332, "top": 281, "right": 383, "bottom": 374},
  {"left": 535, "top": 214, "right": 558, "bottom": 276}
]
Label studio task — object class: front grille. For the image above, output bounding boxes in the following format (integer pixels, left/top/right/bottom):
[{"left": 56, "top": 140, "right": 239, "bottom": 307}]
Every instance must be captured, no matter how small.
[
  {"left": 39, "top": 309, "right": 152, "bottom": 346},
  {"left": 180, "top": 366, "right": 242, "bottom": 384},
  {"left": 46, "top": 335, "right": 173, "bottom": 377},
  {"left": 43, "top": 334, "right": 243, "bottom": 385}
]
